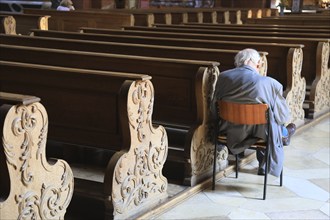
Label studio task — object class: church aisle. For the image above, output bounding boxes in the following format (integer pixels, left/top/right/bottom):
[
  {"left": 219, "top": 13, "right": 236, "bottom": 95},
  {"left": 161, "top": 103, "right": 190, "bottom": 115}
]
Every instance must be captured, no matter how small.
[{"left": 154, "top": 115, "right": 330, "bottom": 220}]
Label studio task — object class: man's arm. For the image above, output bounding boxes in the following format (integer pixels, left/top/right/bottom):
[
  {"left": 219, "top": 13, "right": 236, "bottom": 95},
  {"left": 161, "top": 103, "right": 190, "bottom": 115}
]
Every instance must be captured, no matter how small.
[{"left": 273, "top": 88, "right": 291, "bottom": 125}]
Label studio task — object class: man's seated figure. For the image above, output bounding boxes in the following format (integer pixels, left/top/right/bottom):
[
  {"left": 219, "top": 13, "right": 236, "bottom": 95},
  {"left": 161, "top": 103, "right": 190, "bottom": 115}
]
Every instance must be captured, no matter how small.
[{"left": 212, "top": 48, "right": 296, "bottom": 177}]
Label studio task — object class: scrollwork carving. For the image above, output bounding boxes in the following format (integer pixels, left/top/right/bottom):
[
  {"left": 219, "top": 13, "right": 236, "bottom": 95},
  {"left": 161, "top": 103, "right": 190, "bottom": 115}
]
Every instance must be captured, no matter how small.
[
  {"left": 0, "top": 102, "right": 74, "bottom": 220},
  {"left": 39, "top": 16, "right": 49, "bottom": 30},
  {"left": 190, "top": 66, "right": 228, "bottom": 185},
  {"left": 12, "top": 105, "right": 37, "bottom": 185},
  {"left": 314, "top": 42, "right": 330, "bottom": 114},
  {"left": 3, "top": 15, "right": 16, "bottom": 35},
  {"left": 111, "top": 80, "right": 168, "bottom": 219},
  {"left": 284, "top": 47, "right": 306, "bottom": 126}
]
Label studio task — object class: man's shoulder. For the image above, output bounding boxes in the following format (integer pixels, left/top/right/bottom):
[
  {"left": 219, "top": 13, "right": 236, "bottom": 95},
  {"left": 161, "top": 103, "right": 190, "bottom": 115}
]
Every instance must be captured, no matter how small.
[
  {"left": 258, "top": 76, "right": 283, "bottom": 91},
  {"left": 263, "top": 76, "right": 282, "bottom": 85}
]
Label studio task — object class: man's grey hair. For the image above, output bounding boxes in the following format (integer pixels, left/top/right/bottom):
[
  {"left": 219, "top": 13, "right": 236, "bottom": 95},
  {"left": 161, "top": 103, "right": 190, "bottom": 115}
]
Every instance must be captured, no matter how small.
[
  {"left": 234, "top": 48, "right": 260, "bottom": 67},
  {"left": 60, "top": 0, "right": 73, "bottom": 7}
]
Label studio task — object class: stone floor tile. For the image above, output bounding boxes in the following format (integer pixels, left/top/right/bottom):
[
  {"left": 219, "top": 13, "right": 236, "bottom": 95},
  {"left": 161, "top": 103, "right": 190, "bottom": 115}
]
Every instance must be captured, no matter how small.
[
  {"left": 240, "top": 197, "right": 325, "bottom": 213},
  {"left": 266, "top": 210, "right": 329, "bottom": 219},
  {"left": 155, "top": 116, "right": 330, "bottom": 220},
  {"left": 284, "top": 176, "right": 329, "bottom": 202},
  {"left": 319, "top": 202, "right": 330, "bottom": 216},
  {"left": 284, "top": 168, "right": 330, "bottom": 179},
  {"left": 310, "top": 178, "right": 330, "bottom": 193},
  {"left": 228, "top": 208, "right": 271, "bottom": 219}
]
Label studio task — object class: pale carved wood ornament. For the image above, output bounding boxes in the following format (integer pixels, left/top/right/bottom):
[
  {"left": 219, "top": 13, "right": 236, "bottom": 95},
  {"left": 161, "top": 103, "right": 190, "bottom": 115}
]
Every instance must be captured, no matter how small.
[
  {"left": 312, "top": 41, "right": 330, "bottom": 118},
  {"left": 104, "top": 79, "right": 168, "bottom": 219},
  {"left": 284, "top": 47, "right": 306, "bottom": 127},
  {"left": 0, "top": 101, "right": 74, "bottom": 219}
]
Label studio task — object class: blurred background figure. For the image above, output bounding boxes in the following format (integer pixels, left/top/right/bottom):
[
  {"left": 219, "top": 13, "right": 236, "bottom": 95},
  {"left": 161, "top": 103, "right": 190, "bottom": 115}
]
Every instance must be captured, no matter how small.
[{"left": 57, "top": 0, "right": 75, "bottom": 11}]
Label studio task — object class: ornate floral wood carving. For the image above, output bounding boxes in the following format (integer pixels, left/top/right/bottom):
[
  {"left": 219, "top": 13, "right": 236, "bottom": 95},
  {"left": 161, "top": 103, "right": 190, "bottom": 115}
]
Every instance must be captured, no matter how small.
[
  {"left": 223, "top": 11, "right": 230, "bottom": 24},
  {"left": 211, "top": 11, "right": 217, "bottom": 24},
  {"left": 189, "top": 66, "right": 228, "bottom": 186},
  {"left": 165, "top": 13, "right": 171, "bottom": 25},
  {"left": 38, "top": 16, "right": 50, "bottom": 30},
  {"left": 0, "top": 102, "right": 74, "bottom": 219},
  {"left": 259, "top": 53, "right": 268, "bottom": 76},
  {"left": 284, "top": 47, "right": 306, "bottom": 127},
  {"left": 182, "top": 13, "right": 188, "bottom": 23},
  {"left": 105, "top": 80, "right": 168, "bottom": 219},
  {"left": 236, "top": 10, "right": 243, "bottom": 24},
  {"left": 311, "top": 41, "right": 330, "bottom": 118},
  {"left": 197, "top": 12, "right": 203, "bottom": 23},
  {"left": 2, "top": 15, "right": 16, "bottom": 35},
  {"left": 147, "top": 14, "right": 155, "bottom": 27}
]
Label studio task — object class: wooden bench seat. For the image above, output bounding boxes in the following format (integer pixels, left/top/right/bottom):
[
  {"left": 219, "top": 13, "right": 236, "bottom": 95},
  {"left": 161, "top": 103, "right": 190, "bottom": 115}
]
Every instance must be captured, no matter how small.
[
  {"left": 133, "top": 24, "right": 330, "bottom": 39},
  {"left": 58, "top": 27, "right": 306, "bottom": 126},
  {"left": 0, "top": 43, "right": 224, "bottom": 187},
  {"left": 23, "top": 8, "right": 135, "bottom": 31},
  {"left": 183, "top": 22, "right": 330, "bottom": 29},
  {"left": 0, "top": 12, "right": 49, "bottom": 35},
  {"left": 107, "top": 26, "right": 328, "bottom": 119},
  {"left": 246, "top": 16, "right": 330, "bottom": 26},
  {"left": 0, "top": 60, "right": 167, "bottom": 219},
  {"left": 0, "top": 91, "right": 74, "bottom": 219},
  {"left": 180, "top": 23, "right": 330, "bottom": 34},
  {"left": 0, "top": 33, "right": 267, "bottom": 76},
  {"left": 73, "top": 9, "right": 157, "bottom": 26}
]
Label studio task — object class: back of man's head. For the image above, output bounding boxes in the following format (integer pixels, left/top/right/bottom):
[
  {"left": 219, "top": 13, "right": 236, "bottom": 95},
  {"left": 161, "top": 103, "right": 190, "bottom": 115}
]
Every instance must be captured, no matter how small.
[{"left": 234, "top": 48, "right": 260, "bottom": 68}]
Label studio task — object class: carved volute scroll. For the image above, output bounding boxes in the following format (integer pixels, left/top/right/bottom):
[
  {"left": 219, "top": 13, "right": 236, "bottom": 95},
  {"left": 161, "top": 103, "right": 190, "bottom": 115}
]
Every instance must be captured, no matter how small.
[
  {"left": 311, "top": 41, "right": 330, "bottom": 117},
  {"left": 211, "top": 11, "right": 217, "bottom": 24},
  {"left": 284, "top": 47, "right": 306, "bottom": 127},
  {"left": 106, "top": 79, "right": 168, "bottom": 219},
  {"left": 2, "top": 16, "right": 16, "bottom": 35},
  {"left": 259, "top": 53, "right": 268, "bottom": 77},
  {"left": 0, "top": 102, "right": 74, "bottom": 219},
  {"left": 197, "top": 12, "right": 203, "bottom": 23},
  {"left": 224, "top": 11, "right": 230, "bottom": 24},
  {"left": 247, "top": 9, "right": 253, "bottom": 19},
  {"left": 165, "top": 13, "right": 171, "bottom": 25},
  {"left": 256, "top": 9, "right": 263, "bottom": 18},
  {"left": 130, "top": 14, "right": 135, "bottom": 26},
  {"left": 182, "top": 13, "right": 188, "bottom": 23},
  {"left": 147, "top": 14, "right": 155, "bottom": 27},
  {"left": 38, "top": 16, "right": 50, "bottom": 30},
  {"left": 236, "top": 10, "right": 243, "bottom": 24},
  {"left": 189, "top": 66, "right": 228, "bottom": 186}
]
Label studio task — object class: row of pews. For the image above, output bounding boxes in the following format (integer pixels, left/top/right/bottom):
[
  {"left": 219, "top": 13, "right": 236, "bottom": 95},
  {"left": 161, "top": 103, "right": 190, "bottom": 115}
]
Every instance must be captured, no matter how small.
[
  {"left": 0, "top": 7, "right": 277, "bottom": 33},
  {"left": 1, "top": 7, "right": 329, "bottom": 220}
]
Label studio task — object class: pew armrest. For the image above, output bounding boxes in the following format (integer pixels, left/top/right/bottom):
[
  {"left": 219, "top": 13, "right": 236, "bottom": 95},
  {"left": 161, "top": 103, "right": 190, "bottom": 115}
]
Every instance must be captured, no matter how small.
[{"left": 0, "top": 92, "right": 40, "bottom": 105}]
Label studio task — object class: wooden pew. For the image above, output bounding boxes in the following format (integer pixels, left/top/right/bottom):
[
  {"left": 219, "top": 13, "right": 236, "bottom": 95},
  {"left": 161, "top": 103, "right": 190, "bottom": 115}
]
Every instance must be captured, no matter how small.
[
  {"left": 281, "top": 13, "right": 330, "bottom": 18},
  {"left": 113, "top": 26, "right": 329, "bottom": 119},
  {"left": 246, "top": 16, "right": 330, "bottom": 26},
  {"left": 0, "top": 91, "right": 74, "bottom": 219},
  {"left": 76, "top": 9, "right": 155, "bottom": 27},
  {"left": 56, "top": 27, "right": 307, "bottom": 126},
  {"left": 133, "top": 24, "right": 330, "bottom": 39},
  {"left": 0, "top": 12, "right": 49, "bottom": 35},
  {"left": 23, "top": 8, "right": 135, "bottom": 31},
  {"left": 183, "top": 22, "right": 330, "bottom": 29},
  {"left": 220, "top": 8, "right": 242, "bottom": 24},
  {"left": 0, "top": 43, "right": 224, "bottom": 187},
  {"left": 160, "top": 8, "right": 231, "bottom": 24},
  {"left": 179, "top": 23, "right": 330, "bottom": 34},
  {"left": 0, "top": 15, "right": 16, "bottom": 34},
  {"left": 0, "top": 33, "right": 266, "bottom": 75},
  {"left": 0, "top": 60, "right": 168, "bottom": 220},
  {"left": 167, "top": 8, "right": 233, "bottom": 24}
]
